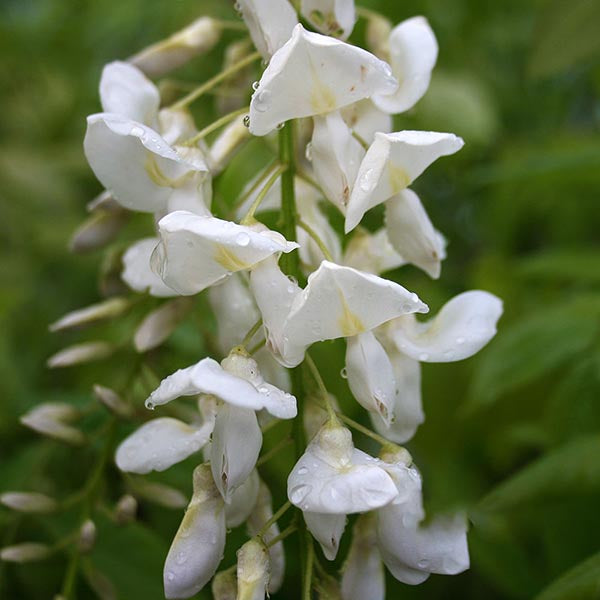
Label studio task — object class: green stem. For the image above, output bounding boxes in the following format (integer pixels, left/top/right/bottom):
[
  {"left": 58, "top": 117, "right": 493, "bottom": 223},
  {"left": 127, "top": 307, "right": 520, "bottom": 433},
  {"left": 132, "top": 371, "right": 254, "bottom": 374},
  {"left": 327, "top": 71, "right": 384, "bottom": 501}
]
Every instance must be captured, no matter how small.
[
  {"left": 303, "top": 530, "right": 315, "bottom": 600},
  {"left": 278, "top": 122, "right": 300, "bottom": 277},
  {"left": 241, "top": 318, "right": 263, "bottom": 348},
  {"left": 248, "top": 338, "right": 266, "bottom": 355},
  {"left": 336, "top": 412, "right": 398, "bottom": 448},
  {"left": 231, "top": 159, "right": 278, "bottom": 213},
  {"left": 267, "top": 524, "right": 298, "bottom": 548},
  {"left": 351, "top": 129, "right": 370, "bottom": 150},
  {"left": 183, "top": 106, "right": 249, "bottom": 146},
  {"left": 304, "top": 354, "right": 337, "bottom": 421},
  {"left": 171, "top": 51, "right": 261, "bottom": 110},
  {"left": 298, "top": 219, "right": 334, "bottom": 262},
  {"left": 257, "top": 501, "right": 292, "bottom": 538},
  {"left": 256, "top": 437, "right": 293, "bottom": 467},
  {"left": 241, "top": 163, "right": 288, "bottom": 225}
]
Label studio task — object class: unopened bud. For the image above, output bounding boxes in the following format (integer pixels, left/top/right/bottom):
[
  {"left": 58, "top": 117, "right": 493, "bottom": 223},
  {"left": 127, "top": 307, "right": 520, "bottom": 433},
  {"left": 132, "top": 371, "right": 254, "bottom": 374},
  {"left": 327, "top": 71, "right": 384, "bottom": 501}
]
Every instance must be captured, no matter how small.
[
  {"left": 78, "top": 519, "right": 97, "bottom": 553},
  {"left": 134, "top": 298, "right": 193, "bottom": 352},
  {"left": 303, "top": 393, "right": 340, "bottom": 442},
  {"left": 20, "top": 403, "right": 85, "bottom": 445},
  {"left": 47, "top": 341, "right": 114, "bottom": 368},
  {"left": 0, "top": 491, "right": 58, "bottom": 513},
  {"left": 129, "top": 479, "right": 187, "bottom": 509},
  {"left": 69, "top": 210, "right": 128, "bottom": 254},
  {"left": 130, "top": 17, "right": 222, "bottom": 78},
  {"left": 0, "top": 542, "right": 51, "bottom": 563},
  {"left": 236, "top": 538, "right": 270, "bottom": 600},
  {"left": 379, "top": 444, "right": 412, "bottom": 466},
  {"left": 87, "top": 190, "right": 124, "bottom": 214},
  {"left": 216, "top": 39, "right": 255, "bottom": 114},
  {"left": 115, "top": 494, "right": 138, "bottom": 524},
  {"left": 365, "top": 13, "right": 392, "bottom": 59},
  {"left": 93, "top": 384, "right": 132, "bottom": 419},
  {"left": 211, "top": 569, "right": 237, "bottom": 600},
  {"left": 49, "top": 297, "right": 131, "bottom": 332},
  {"left": 208, "top": 117, "right": 251, "bottom": 175}
]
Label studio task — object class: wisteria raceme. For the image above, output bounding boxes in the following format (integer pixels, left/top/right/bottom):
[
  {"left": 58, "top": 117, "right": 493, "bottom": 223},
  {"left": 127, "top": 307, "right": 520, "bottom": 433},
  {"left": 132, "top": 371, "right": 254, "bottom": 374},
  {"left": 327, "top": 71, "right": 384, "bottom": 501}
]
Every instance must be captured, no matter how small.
[{"left": 10, "top": 2, "right": 505, "bottom": 599}]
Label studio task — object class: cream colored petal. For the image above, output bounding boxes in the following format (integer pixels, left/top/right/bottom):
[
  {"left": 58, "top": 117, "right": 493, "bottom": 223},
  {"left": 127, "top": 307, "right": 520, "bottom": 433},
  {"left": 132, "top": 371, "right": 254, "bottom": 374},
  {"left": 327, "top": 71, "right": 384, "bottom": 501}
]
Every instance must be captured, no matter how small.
[
  {"left": 341, "top": 99, "right": 392, "bottom": 145},
  {"left": 152, "top": 212, "right": 298, "bottom": 295},
  {"left": 385, "top": 188, "right": 445, "bottom": 278},
  {"left": 225, "top": 469, "right": 260, "bottom": 528},
  {"left": 343, "top": 228, "right": 406, "bottom": 274},
  {"left": 249, "top": 24, "right": 398, "bottom": 136},
  {"left": 301, "top": 0, "right": 356, "bottom": 39},
  {"left": 390, "top": 290, "right": 503, "bottom": 362},
  {"left": 345, "top": 130, "right": 464, "bottom": 232},
  {"left": 373, "top": 17, "right": 438, "bottom": 114},
  {"left": 304, "top": 511, "right": 346, "bottom": 560},
  {"left": 134, "top": 298, "right": 193, "bottom": 352}
]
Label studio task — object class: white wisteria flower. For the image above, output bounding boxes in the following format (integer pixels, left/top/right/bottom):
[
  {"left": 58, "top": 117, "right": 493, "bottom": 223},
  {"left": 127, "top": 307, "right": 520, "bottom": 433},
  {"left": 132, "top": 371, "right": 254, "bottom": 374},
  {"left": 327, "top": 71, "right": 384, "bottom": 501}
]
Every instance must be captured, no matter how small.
[
  {"left": 163, "top": 464, "right": 226, "bottom": 599},
  {"left": 237, "top": 0, "right": 298, "bottom": 60},
  {"left": 371, "top": 290, "right": 503, "bottom": 443},
  {"left": 248, "top": 24, "right": 398, "bottom": 136},
  {"left": 300, "top": 0, "right": 356, "bottom": 39},
  {"left": 345, "top": 130, "right": 464, "bottom": 233},
  {"left": 151, "top": 211, "right": 298, "bottom": 295},
  {"left": 372, "top": 16, "right": 438, "bottom": 114},
  {"left": 343, "top": 228, "right": 406, "bottom": 275},
  {"left": 341, "top": 99, "right": 392, "bottom": 145},
  {"left": 250, "top": 259, "right": 428, "bottom": 368}
]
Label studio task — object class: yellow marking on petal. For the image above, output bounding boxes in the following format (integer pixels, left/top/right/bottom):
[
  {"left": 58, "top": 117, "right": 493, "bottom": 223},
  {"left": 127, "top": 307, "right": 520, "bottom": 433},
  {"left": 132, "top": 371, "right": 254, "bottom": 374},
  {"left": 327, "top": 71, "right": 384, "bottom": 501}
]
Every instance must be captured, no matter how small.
[
  {"left": 144, "top": 152, "right": 194, "bottom": 188},
  {"left": 310, "top": 80, "right": 337, "bottom": 114},
  {"left": 214, "top": 244, "right": 250, "bottom": 272},
  {"left": 389, "top": 164, "right": 411, "bottom": 193},
  {"left": 338, "top": 293, "right": 365, "bottom": 337}
]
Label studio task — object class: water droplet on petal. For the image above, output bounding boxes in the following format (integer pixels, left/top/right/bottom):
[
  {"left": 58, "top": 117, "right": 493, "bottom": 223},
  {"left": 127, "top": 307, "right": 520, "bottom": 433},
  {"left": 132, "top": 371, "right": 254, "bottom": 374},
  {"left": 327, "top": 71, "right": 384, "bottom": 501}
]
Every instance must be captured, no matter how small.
[
  {"left": 418, "top": 352, "right": 429, "bottom": 361},
  {"left": 298, "top": 466, "right": 308, "bottom": 475},
  {"left": 340, "top": 367, "right": 348, "bottom": 379},
  {"left": 243, "top": 115, "right": 250, "bottom": 128},
  {"left": 417, "top": 558, "right": 429, "bottom": 569},
  {"left": 456, "top": 336, "right": 465, "bottom": 345},
  {"left": 166, "top": 571, "right": 175, "bottom": 581},
  {"left": 252, "top": 81, "right": 260, "bottom": 91},
  {"left": 145, "top": 400, "right": 155, "bottom": 410},
  {"left": 130, "top": 125, "right": 144, "bottom": 137},
  {"left": 236, "top": 232, "right": 250, "bottom": 247},
  {"left": 305, "top": 142, "right": 313, "bottom": 162},
  {"left": 253, "top": 89, "right": 272, "bottom": 113},
  {"left": 290, "top": 484, "right": 312, "bottom": 505},
  {"left": 359, "top": 168, "right": 375, "bottom": 192}
]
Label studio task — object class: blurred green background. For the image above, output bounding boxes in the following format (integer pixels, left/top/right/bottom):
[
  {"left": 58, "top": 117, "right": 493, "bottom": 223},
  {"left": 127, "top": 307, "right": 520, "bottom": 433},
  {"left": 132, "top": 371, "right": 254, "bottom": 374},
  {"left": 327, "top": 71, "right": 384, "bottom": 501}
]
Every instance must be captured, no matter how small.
[{"left": 1, "top": 0, "right": 600, "bottom": 598}]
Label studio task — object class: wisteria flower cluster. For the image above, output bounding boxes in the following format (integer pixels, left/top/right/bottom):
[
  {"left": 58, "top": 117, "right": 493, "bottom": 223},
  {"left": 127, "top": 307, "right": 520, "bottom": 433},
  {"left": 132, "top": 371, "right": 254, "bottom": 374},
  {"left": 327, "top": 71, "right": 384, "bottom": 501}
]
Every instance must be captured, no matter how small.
[{"left": 6, "top": 2, "right": 503, "bottom": 598}]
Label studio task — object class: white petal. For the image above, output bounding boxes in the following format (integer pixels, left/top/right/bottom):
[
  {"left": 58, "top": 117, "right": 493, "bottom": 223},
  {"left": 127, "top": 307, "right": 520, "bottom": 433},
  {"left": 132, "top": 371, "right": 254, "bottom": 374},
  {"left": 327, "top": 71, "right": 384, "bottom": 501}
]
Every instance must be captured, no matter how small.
[
  {"left": 341, "top": 99, "right": 392, "bottom": 145},
  {"left": 287, "top": 422, "right": 397, "bottom": 514},
  {"left": 385, "top": 188, "right": 444, "bottom": 278},
  {"left": 134, "top": 298, "right": 192, "bottom": 352},
  {"left": 373, "top": 17, "right": 438, "bottom": 114},
  {"left": 254, "top": 348, "right": 292, "bottom": 394},
  {"left": 346, "top": 331, "right": 395, "bottom": 426},
  {"left": 236, "top": 538, "right": 270, "bottom": 600},
  {"left": 390, "top": 291, "right": 503, "bottom": 362},
  {"left": 310, "top": 111, "right": 364, "bottom": 213},
  {"left": 157, "top": 108, "right": 198, "bottom": 146},
  {"left": 122, "top": 238, "right": 178, "bottom": 297},
  {"left": 211, "top": 404, "right": 262, "bottom": 502},
  {"left": 84, "top": 114, "right": 211, "bottom": 213},
  {"left": 341, "top": 514, "right": 385, "bottom": 600},
  {"left": 147, "top": 357, "right": 296, "bottom": 418},
  {"left": 304, "top": 511, "right": 346, "bottom": 560},
  {"left": 238, "top": 0, "right": 297, "bottom": 59},
  {"left": 164, "top": 464, "right": 226, "bottom": 599},
  {"left": 249, "top": 24, "right": 398, "bottom": 136},
  {"left": 152, "top": 212, "right": 298, "bottom": 296},
  {"left": 130, "top": 17, "right": 222, "bottom": 78},
  {"left": 301, "top": 0, "right": 356, "bottom": 39},
  {"left": 303, "top": 393, "right": 340, "bottom": 443},
  {"left": 250, "top": 256, "right": 303, "bottom": 367},
  {"left": 225, "top": 469, "right": 260, "bottom": 528},
  {"left": 208, "top": 273, "right": 261, "bottom": 354},
  {"left": 115, "top": 417, "right": 211, "bottom": 474},
  {"left": 345, "top": 130, "right": 464, "bottom": 232},
  {"left": 371, "top": 350, "right": 423, "bottom": 444},
  {"left": 247, "top": 480, "right": 285, "bottom": 593},
  {"left": 282, "top": 261, "right": 428, "bottom": 366},
  {"left": 208, "top": 115, "right": 251, "bottom": 175},
  {"left": 343, "top": 228, "right": 406, "bottom": 274},
  {"left": 100, "top": 61, "right": 159, "bottom": 124}
]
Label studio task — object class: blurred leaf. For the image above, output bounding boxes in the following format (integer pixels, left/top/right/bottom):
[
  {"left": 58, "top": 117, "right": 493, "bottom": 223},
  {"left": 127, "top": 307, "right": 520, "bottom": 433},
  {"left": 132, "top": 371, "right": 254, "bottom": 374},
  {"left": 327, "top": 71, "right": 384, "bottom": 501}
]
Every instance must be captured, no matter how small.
[
  {"left": 479, "top": 435, "right": 600, "bottom": 512},
  {"left": 467, "top": 295, "right": 600, "bottom": 410},
  {"left": 535, "top": 550, "right": 600, "bottom": 600},
  {"left": 529, "top": 0, "right": 600, "bottom": 78},
  {"left": 517, "top": 249, "right": 600, "bottom": 284}
]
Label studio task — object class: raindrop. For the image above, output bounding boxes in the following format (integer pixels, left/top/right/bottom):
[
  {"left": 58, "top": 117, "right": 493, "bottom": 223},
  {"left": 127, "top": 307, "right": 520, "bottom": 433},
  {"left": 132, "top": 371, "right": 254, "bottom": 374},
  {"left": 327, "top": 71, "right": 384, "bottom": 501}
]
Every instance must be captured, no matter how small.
[
  {"left": 418, "top": 352, "right": 429, "bottom": 361},
  {"left": 298, "top": 466, "right": 308, "bottom": 475},
  {"left": 145, "top": 400, "right": 155, "bottom": 410},
  {"left": 166, "top": 571, "right": 175, "bottom": 582},
  {"left": 252, "top": 81, "right": 260, "bottom": 91},
  {"left": 361, "top": 488, "right": 389, "bottom": 508},
  {"left": 305, "top": 142, "right": 313, "bottom": 162},
  {"left": 236, "top": 232, "right": 250, "bottom": 246},
  {"left": 276, "top": 122, "right": 285, "bottom": 130},
  {"left": 340, "top": 367, "right": 348, "bottom": 379},
  {"left": 243, "top": 115, "right": 250, "bottom": 128},
  {"left": 290, "top": 484, "right": 312, "bottom": 505},
  {"left": 456, "top": 336, "right": 465, "bottom": 345},
  {"left": 359, "top": 168, "right": 375, "bottom": 192},
  {"left": 130, "top": 125, "right": 144, "bottom": 137},
  {"left": 176, "top": 552, "right": 187, "bottom": 565},
  {"left": 417, "top": 559, "right": 429, "bottom": 569},
  {"left": 253, "top": 89, "right": 272, "bottom": 113}
]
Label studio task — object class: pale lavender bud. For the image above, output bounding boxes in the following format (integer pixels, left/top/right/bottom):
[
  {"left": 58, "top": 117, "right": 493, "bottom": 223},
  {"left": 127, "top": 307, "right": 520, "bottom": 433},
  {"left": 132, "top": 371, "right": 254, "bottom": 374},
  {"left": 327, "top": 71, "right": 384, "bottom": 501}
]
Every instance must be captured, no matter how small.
[{"left": 0, "top": 492, "right": 58, "bottom": 513}]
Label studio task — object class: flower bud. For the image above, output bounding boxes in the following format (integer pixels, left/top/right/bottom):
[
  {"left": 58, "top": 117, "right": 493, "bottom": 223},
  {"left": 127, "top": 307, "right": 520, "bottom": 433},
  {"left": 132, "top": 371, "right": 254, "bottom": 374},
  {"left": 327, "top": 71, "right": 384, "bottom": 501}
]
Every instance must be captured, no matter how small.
[
  {"left": 130, "top": 17, "right": 222, "bottom": 78},
  {"left": 133, "top": 298, "right": 193, "bottom": 352},
  {"left": 129, "top": 479, "right": 187, "bottom": 509},
  {"left": 49, "top": 297, "right": 131, "bottom": 332},
  {"left": 236, "top": 538, "right": 270, "bottom": 600},
  {"left": 115, "top": 494, "right": 138, "bottom": 524},
  {"left": 365, "top": 14, "right": 392, "bottom": 59},
  {"left": 78, "top": 519, "right": 97, "bottom": 553},
  {"left": 211, "top": 569, "right": 237, "bottom": 600},
  {"left": 47, "top": 341, "right": 114, "bottom": 369},
  {"left": 93, "top": 384, "right": 133, "bottom": 419},
  {"left": 20, "top": 403, "right": 85, "bottom": 445},
  {"left": 0, "top": 543, "right": 51, "bottom": 563},
  {"left": 0, "top": 492, "right": 58, "bottom": 513},
  {"left": 86, "top": 190, "right": 123, "bottom": 213},
  {"left": 164, "top": 464, "right": 226, "bottom": 599},
  {"left": 69, "top": 210, "right": 128, "bottom": 254},
  {"left": 208, "top": 116, "right": 251, "bottom": 175}
]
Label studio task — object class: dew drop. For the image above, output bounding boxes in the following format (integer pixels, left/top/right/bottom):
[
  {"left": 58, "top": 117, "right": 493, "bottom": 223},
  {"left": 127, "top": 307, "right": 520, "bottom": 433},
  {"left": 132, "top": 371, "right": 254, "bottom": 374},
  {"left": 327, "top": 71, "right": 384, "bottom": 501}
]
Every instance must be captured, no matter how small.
[
  {"left": 290, "top": 484, "right": 312, "bottom": 505},
  {"left": 359, "top": 168, "right": 375, "bottom": 192},
  {"left": 417, "top": 558, "right": 429, "bottom": 569},
  {"left": 130, "top": 125, "right": 144, "bottom": 137},
  {"left": 298, "top": 466, "right": 308, "bottom": 475},
  {"left": 305, "top": 142, "right": 313, "bottom": 162},
  {"left": 340, "top": 367, "right": 348, "bottom": 379},
  {"left": 252, "top": 80, "right": 260, "bottom": 91},
  {"left": 276, "top": 122, "right": 285, "bottom": 130},
  {"left": 243, "top": 115, "right": 250, "bottom": 128},
  {"left": 145, "top": 400, "right": 155, "bottom": 410},
  {"left": 456, "top": 336, "right": 465, "bottom": 345},
  {"left": 418, "top": 352, "right": 429, "bottom": 361},
  {"left": 166, "top": 571, "right": 175, "bottom": 582},
  {"left": 236, "top": 232, "right": 250, "bottom": 247},
  {"left": 253, "top": 89, "right": 272, "bottom": 113},
  {"left": 176, "top": 552, "right": 187, "bottom": 565}
]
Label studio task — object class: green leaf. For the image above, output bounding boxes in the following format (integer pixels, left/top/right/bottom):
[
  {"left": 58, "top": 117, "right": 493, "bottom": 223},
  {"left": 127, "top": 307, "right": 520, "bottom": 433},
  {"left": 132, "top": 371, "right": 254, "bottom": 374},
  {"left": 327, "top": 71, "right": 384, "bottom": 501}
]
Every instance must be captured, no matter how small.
[
  {"left": 535, "top": 550, "right": 600, "bottom": 600},
  {"left": 467, "top": 296, "right": 600, "bottom": 411},
  {"left": 517, "top": 250, "right": 600, "bottom": 285},
  {"left": 478, "top": 435, "right": 600, "bottom": 512},
  {"left": 529, "top": 0, "right": 600, "bottom": 78}
]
